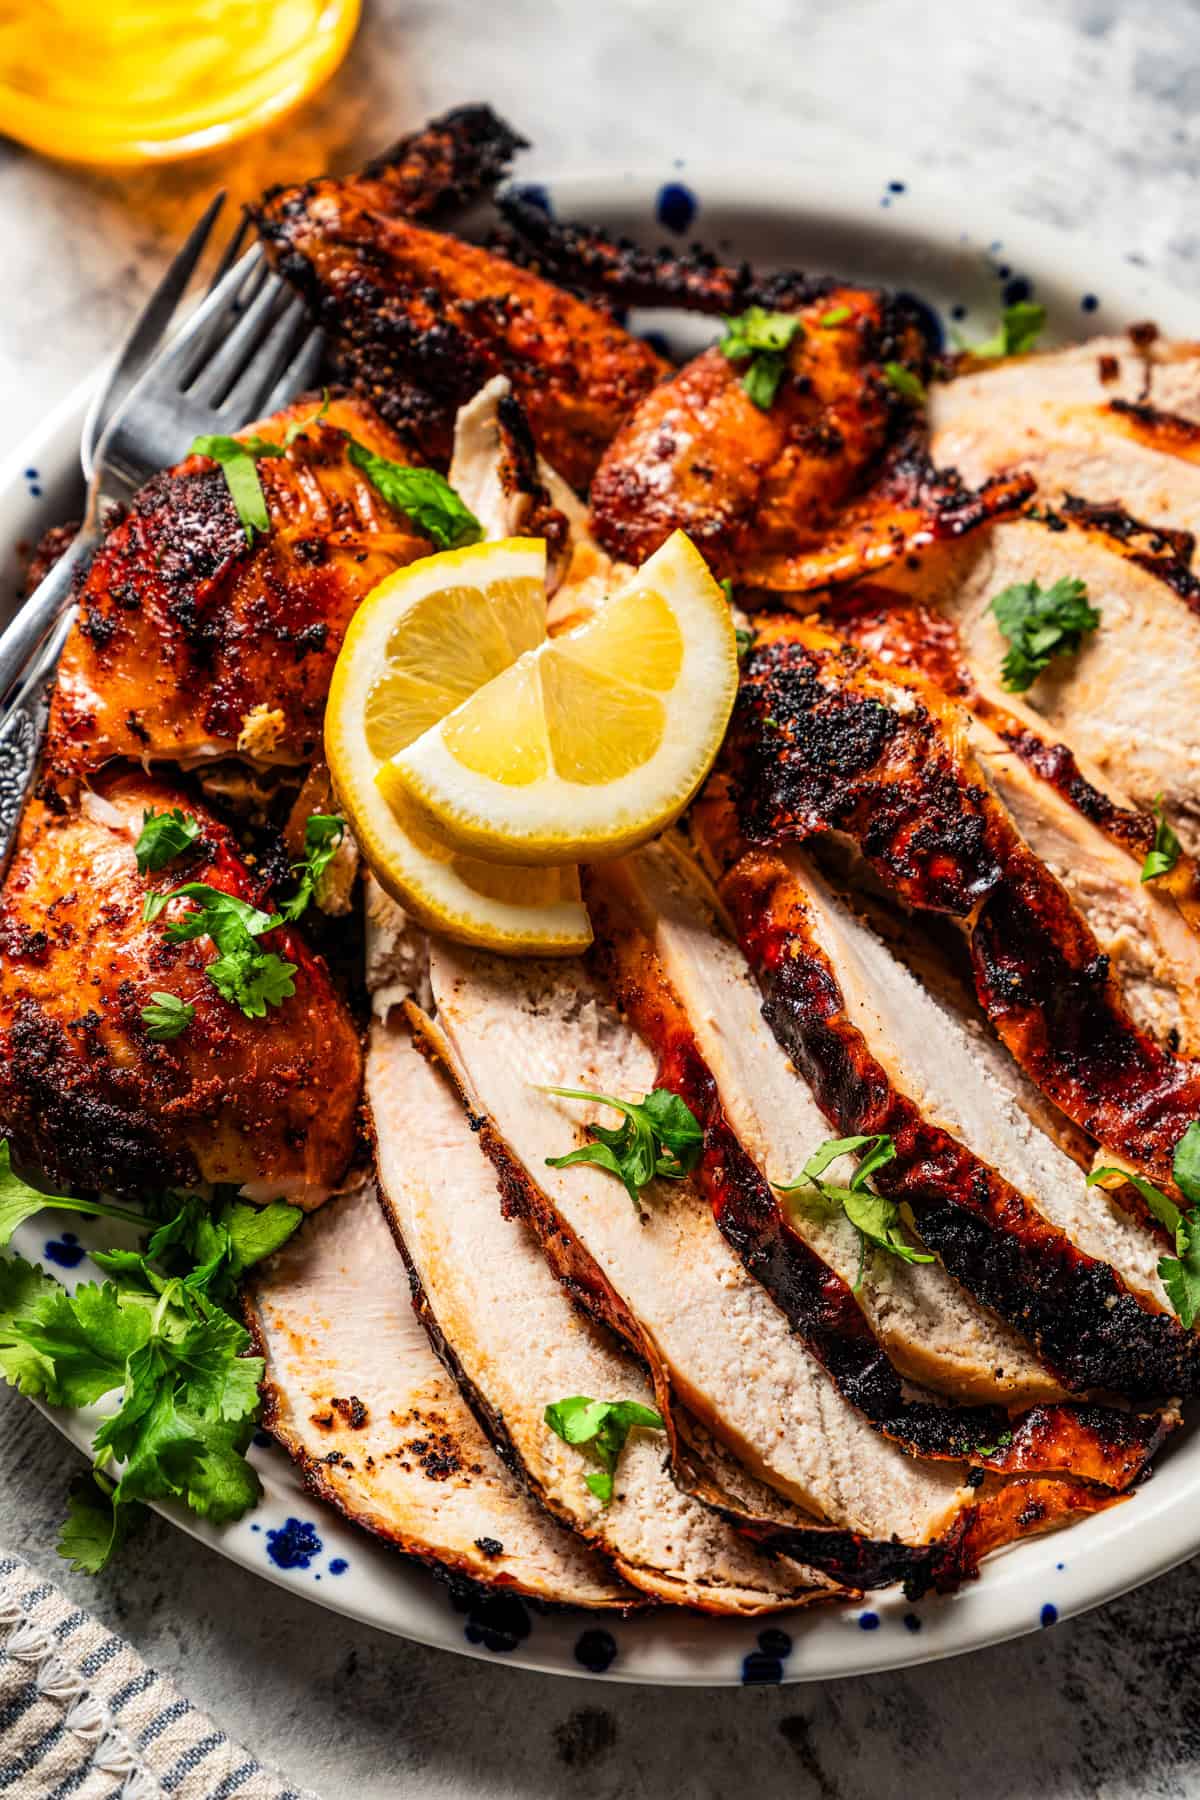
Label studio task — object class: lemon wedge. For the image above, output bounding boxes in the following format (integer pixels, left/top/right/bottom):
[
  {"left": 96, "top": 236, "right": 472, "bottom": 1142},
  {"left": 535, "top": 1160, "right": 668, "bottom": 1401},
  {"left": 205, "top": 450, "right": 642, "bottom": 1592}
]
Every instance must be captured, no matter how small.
[
  {"left": 325, "top": 537, "right": 591, "bottom": 954},
  {"left": 376, "top": 531, "right": 738, "bottom": 865}
]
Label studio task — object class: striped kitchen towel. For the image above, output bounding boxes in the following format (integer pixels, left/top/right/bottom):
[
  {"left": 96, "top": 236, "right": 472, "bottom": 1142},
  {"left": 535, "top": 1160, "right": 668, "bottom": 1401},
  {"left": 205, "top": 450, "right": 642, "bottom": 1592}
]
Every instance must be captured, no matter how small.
[{"left": 0, "top": 1551, "right": 316, "bottom": 1799}]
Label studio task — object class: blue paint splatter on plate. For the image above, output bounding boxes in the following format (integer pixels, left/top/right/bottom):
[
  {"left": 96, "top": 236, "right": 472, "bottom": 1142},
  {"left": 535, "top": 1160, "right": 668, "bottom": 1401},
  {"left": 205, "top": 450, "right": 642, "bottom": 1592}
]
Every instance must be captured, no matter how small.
[
  {"left": 1003, "top": 275, "right": 1033, "bottom": 305},
  {"left": 858, "top": 1611, "right": 881, "bottom": 1631},
  {"left": 509, "top": 182, "right": 552, "bottom": 217},
  {"left": 888, "top": 180, "right": 906, "bottom": 194},
  {"left": 1081, "top": 293, "right": 1099, "bottom": 312},
  {"left": 266, "top": 1517, "right": 323, "bottom": 1570},
  {"left": 1041, "top": 1603, "right": 1058, "bottom": 1627},
  {"left": 447, "top": 1586, "right": 532, "bottom": 1654},
  {"left": 43, "top": 1232, "right": 85, "bottom": 1269},
  {"left": 328, "top": 1557, "right": 348, "bottom": 1576},
  {"left": 903, "top": 1612, "right": 922, "bottom": 1634},
  {"left": 574, "top": 1628, "right": 618, "bottom": 1673},
  {"left": 741, "top": 1627, "right": 794, "bottom": 1684},
  {"left": 656, "top": 182, "right": 696, "bottom": 234}
]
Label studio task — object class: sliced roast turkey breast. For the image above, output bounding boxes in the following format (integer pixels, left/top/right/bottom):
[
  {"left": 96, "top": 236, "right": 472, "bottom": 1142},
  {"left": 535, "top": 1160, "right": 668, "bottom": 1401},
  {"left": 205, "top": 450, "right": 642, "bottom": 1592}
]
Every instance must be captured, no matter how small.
[
  {"left": 619, "top": 838, "right": 1064, "bottom": 1406},
  {"left": 365, "top": 1010, "right": 837, "bottom": 1614},
  {"left": 930, "top": 338, "right": 1200, "bottom": 535},
  {"left": 244, "top": 1179, "right": 630, "bottom": 1606},
  {"left": 425, "top": 938, "right": 978, "bottom": 1550},
  {"left": 693, "top": 774, "right": 1198, "bottom": 1400},
  {"left": 898, "top": 513, "right": 1200, "bottom": 851},
  {"left": 829, "top": 589, "right": 1200, "bottom": 1057}
]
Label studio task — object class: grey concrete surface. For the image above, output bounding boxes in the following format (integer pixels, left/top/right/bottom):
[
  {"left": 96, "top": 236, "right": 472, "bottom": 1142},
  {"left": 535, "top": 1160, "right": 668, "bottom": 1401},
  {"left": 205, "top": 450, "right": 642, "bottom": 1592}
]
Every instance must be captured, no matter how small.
[{"left": 4, "top": 0, "right": 1200, "bottom": 1793}]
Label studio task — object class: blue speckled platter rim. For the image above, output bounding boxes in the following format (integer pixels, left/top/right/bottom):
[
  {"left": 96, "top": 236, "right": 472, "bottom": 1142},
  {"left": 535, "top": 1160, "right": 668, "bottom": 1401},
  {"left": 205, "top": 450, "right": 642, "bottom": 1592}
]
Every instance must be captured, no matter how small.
[{"left": 2, "top": 155, "right": 1198, "bottom": 1685}]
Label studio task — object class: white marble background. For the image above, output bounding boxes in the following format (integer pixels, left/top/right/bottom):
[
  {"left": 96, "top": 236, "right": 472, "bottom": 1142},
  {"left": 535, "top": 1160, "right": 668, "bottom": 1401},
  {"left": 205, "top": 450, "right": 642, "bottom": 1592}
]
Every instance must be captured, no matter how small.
[{"left": 4, "top": 0, "right": 1200, "bottom": 1793}]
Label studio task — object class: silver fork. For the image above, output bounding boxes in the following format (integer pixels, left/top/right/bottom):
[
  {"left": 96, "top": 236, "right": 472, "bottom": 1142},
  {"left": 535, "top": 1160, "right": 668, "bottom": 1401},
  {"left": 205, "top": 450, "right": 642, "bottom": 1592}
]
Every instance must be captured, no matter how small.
[{"left": 0, "top": 210, "right": 323, "bottom": 875}]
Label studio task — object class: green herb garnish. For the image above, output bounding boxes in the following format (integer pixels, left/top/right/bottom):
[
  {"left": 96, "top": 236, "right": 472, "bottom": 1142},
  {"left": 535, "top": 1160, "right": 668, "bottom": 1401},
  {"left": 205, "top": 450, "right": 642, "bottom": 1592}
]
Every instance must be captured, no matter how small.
[
  {"left": 543, "top": 1395, "right": 664, "bottom": 1505},
  {"left": 346, "top": 440, "right": 482, "bottom": 548},
  {"left": 0, "top": 1177, "right": 301, "bottom": 1571},
  {"left": 775, "top": 1132, "right": 934, "bottom": 1289},
  {"left": 960, "top": 300, "right": 1047, "bottom": 359},
  {"left": 883, "top": 361, "right": 927, "bottom": 405},
  {"left": 990, "top": 575, "right": 1101, "bottom": 692},
  {"left": 134, "top": 808, "right": 200, "bottom": 875},
  {"left": 718, "top": 308, "right": 802, "bottom": 409},
  {"left": 819, "top": 305, "right": 853, "bottom": 328},
  {"left": 735, "top": 625, "right": 756, "bottom": 660},
  {"left": 190, "top": 394, "right": 331, "bottom": 546},
  {"left": 1089, "top": 1121, "right": 1200, "bottom": 1328},
  {"left": 279, "top": 814, "right": 346, "bottom": 924},
  {"left": 1141, "top": 794, "right": 1182, "bottom": 884},
  {"left": 0, "top": 1141, "right": 148, "bottom": 1248},
  {"left": 140, "top": 993, "right": 195, "bottom": 1042},
  {"left": 142, "top": 883, "right": 296, "bottom": 1020},
  {"left": 542, "top": 1085, "right": 703, "bottom": 1212}
]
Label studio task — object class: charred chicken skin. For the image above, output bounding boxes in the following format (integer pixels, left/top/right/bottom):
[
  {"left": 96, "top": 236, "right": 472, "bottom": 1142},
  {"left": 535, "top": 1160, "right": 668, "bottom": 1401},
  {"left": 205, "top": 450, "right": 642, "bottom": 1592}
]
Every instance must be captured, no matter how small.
[
  {"left": 46, "top": 395, "right": 433, "bottom": 781},
  {"left": 255, "top": 130, "right": 667, "bottom": 490},
  {"left": 0, "top": 771, "right": 361, "bottom": 1204},
  {"left": 587, "top": 293, "right": 1032, "bottom": 591}
]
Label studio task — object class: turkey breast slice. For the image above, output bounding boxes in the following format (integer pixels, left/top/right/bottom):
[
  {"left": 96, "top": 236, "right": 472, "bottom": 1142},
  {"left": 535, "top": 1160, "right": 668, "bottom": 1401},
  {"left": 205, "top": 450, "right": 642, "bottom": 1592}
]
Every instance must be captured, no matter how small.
[
  {"left": 426, "top": 938, "right": 971, "bottom": 1548},
  {"left": 902, "top": 515, "right": 1200, "bottom": 851},
  {"left": 626, "top": 837, "right": 1064, "bottom": 1406},
  {"left": 244, "top": 1178, "right": 630, "bottom": 1607},
  {"left": 365, "top": 1012, "right": 836, "bottom": 1614}
]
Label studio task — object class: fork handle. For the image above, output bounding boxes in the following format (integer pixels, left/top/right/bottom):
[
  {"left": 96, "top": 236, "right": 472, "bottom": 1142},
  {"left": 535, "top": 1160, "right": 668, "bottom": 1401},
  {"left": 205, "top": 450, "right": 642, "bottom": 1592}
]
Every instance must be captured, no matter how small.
[
  {"left": 0, "top": 605, "right": 75, "bottom": 882},
  {"left": 0, "top": 525, "right": 95, "bottom": 707}
]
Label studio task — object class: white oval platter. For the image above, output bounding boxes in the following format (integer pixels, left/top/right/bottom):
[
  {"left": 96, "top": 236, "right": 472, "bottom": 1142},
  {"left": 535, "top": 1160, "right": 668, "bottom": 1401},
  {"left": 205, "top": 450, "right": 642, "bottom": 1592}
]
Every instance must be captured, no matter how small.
[{"left": 1, "top": 154, "right": 1196, "bottom": 1685}]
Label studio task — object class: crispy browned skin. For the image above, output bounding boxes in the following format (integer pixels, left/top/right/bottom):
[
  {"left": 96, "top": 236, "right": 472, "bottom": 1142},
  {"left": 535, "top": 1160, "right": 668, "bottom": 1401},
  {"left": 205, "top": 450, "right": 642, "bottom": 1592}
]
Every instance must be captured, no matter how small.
[
  {"left": 255, "top": 141, "right": 667, "bottom": 489},
  {"left": 588, "top": 294, "right": 1032, "bottom": 586},
  {"left": 0, "top": 770, "right": 361, "bottom": 1203},
  {"left": 691, "top": 774, "right": 1200, "bottom": 1397},
  {"left": 45, "top": 395, "right": 431, "bottom": 781},
  {"left": 722, "top": 616, "right": 1200, "bottom": 1197},
  {"left": 584, "top": 861, "right": 1165, "bottom": 1485}
]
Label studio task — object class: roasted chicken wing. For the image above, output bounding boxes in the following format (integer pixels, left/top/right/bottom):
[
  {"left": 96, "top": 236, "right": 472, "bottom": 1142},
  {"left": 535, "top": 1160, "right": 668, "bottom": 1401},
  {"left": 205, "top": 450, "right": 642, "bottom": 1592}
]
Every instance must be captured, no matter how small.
[
  {"left": 587, "top": 292, "right": 1031, "bottom": 590},
  {"left": 254, "top": 131, "right": 667, "bottom": 489},
  {"left": 0, "top": 771, "right": 361, "bottom": 1203}
]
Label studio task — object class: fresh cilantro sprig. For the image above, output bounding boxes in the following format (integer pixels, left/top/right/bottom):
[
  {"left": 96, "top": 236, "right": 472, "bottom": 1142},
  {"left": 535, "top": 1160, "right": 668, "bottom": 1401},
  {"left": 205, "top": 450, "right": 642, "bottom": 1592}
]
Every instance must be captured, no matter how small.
[
  {"left": 819, "top": 305, "right": 853, "bottom": 328},
  {"left": 1089, "top": 1120, "right": 1200, "bottom": 1328},
  {"left": 883, "top": 361, "right": 927, "bottom": 405},
  {"left": 990, "top": 575, "right": 1101, "bottom": 692},
  {"left": 0, "top": 1175, "right": 302, "bottom": 1571},
  {"left": 544, "top": 1395, "right": 664, "bottom": 1505},
  {"left": 959, "top": 300, "right": 1047, "bottom": 360},
  {"left": 718, "top": 308, "right": 803, "bottom": 409},
  {"left": 345, "top": 440, "right": 482, "bottom": 549},
  {"left": 142, "top": 883, "right": 297, "bottom": 1020},
  {"left": 190, "top": 394, "right": 330, "bottom": 546},
  {"left": 542, "top": 1085, "right": 703, "bottom": 1212},
  {"left": 134, "top": 808, "right": 201, "bottom": 874},
  {"left": 1141, "top": 794, "right": 1182, "bottom": 884},
  {"left": 140, "top": 993, "right": 195, "bottom": 1042},
  {"left": 775, "top": 1132, "right": 934, "bottom": 1290},
  {"left": 0, "top": 1142, "right": 148, "bottom": 1247},
  {"left": 278, "top": 814, "right": 345, "bottom": 924}
]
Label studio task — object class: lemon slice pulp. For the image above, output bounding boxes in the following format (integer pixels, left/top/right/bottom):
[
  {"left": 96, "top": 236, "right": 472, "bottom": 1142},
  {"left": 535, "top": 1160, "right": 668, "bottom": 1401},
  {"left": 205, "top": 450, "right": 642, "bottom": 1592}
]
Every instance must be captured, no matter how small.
[
  {"left": 377, "top": 531, "right": 739, "bottom": 865},
  {"left": 325, "top": 537, "right": 591, "bottom": 953}
]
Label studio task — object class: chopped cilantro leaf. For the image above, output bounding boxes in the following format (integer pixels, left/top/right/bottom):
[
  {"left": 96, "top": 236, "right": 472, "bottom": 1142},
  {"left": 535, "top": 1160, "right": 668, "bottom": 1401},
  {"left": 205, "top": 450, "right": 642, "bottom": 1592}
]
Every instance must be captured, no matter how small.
[
  {"left": 883, "top": 361, "right": 927, "bottom": 405},
  {"left": 1141, "top": 795, "right": 1182, "bottom": 884},
  {"left": 990, "top": 576, "right": 1100, "bottom": 692},
  {"left": 542, "top": 1085, "right": 703, "bottom": 1211},
  {"left": 0, "top": 1140, "right": 147, "bottom": 1249},
  {"left": 776, "top": 1132, "right": 933, "bottom": 1289},
  {"left": 345, "top": 440, "right": 482, "bottom": 548},
  {"left": 141, "top": 883, "right": 296, "bottom": 1021},
  {"left": 719, "top": 308, "right": 802, "bottom": 409},
  {"left": 278, "top": 814, "right": 345, "bottom": 923},
  {"left": 544, "top": 1395, "right": 664, "bottom": 1506},
  {"left": 819, "top": 305, "right": 853, "bottom": 327},
  {"left": 960, "top": 301, "right": 1047, "bottom": 359},
  {"left": 140, "top": 993, "right": 194, "bottom": 1042},
  {"left": 1089, "top": 1120, "right": 1200, "bottom": 1327},
  {"left": 134, "top": 808, "right": 200, "bottom": 874}
]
